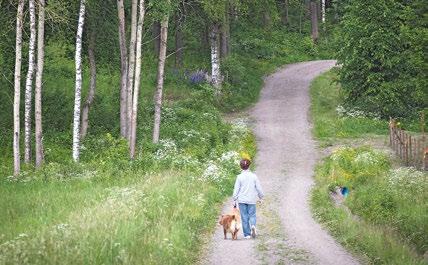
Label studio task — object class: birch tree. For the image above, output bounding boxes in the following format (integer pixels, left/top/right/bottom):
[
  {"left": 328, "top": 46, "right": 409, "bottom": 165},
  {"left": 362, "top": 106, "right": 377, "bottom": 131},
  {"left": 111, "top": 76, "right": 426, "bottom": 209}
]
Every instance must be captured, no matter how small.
[
  {"left": 126, "top": 0, "right": 138, "bottom": 139},
  {"left": 72, "top": 0, "right": 86, "bottom": 162},
  {"left": 35, "top": 0, "right": 46, "bottom": 168},
  {"left": 13, "top": 0, "right": 25, "bottom": 176},
  {"left": 129, "top": 0, "right": 145, "bottom": 158},
  {"left": 152, "top": 16, "right": 169, "bottom": 144},
  {"left": 117, "top": 0, "right": 128, "bottom": 138},
  {"left": 210, "top": 22, "right": 221, "bottom": 93},
  {"left": 24, "top": 0, "right": 37, "bottom": 163},
  {"left": 80, "top": 28, "right": 96, "bottom": 139}
]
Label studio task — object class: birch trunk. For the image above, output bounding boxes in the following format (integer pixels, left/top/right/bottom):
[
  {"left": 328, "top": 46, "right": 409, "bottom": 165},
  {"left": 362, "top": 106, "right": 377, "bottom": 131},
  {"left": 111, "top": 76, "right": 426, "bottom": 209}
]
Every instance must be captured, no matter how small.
[
  {"left": 35, "top": 0, "right": 45, "bottom": 168},
  {"left": 152, "top": 16, "right": 169, "bottom": 144},
  {"left": 129, "top": 0, "right": 145, "bottom": 158},
  {"left": 126, "top": 0, "right": 138, "bottom": 140},
  {"left": 117, "top": 0, "right": 128, "bottom": 138},
  {"left": 310, "top": 1, "right": 319, "bottom": 42},
  {"left": 210, "top": 23, "right": 221, "bottom": 94},
  {"left": 24, "top": 0, "right": 36, "bottom": 163},
  {"left": 72, "top": 0, "right": 86, "bottom": 162},
  {"left": 80, "top": 28, "right": 96, "bottom": 139},
  {"left": 13, "top": 0, "right": 25, "bottom": 176}
]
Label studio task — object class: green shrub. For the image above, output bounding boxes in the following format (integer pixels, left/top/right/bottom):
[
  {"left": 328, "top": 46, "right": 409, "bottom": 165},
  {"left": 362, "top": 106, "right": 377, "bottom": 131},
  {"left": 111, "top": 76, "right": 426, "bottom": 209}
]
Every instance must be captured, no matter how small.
[{"left": 336, "top": 0, "right": 427, "bottom": 119}]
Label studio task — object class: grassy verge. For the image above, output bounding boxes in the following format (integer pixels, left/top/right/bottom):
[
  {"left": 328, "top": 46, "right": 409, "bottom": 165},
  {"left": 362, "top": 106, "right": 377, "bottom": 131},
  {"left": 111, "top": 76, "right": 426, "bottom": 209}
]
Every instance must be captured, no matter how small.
[
  {"left": 0, "top": 172, "right": 226, "bottom": 264},
  {"left": 310, "top": 70, "right": 428, "bottom": 264}
]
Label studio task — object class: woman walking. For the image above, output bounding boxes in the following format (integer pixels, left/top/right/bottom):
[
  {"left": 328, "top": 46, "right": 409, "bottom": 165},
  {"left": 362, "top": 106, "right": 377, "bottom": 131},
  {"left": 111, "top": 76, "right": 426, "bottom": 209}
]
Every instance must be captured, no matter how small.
[{"left": 233, "top": 158, "right": 264, "bottom": 239}]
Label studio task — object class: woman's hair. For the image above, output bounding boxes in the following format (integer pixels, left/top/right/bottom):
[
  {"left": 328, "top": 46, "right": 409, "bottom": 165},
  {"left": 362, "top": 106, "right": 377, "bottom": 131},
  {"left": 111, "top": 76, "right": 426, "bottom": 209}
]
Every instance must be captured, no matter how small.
[{"left": 240, "top": 159, "right": 251, "bottom": 170}]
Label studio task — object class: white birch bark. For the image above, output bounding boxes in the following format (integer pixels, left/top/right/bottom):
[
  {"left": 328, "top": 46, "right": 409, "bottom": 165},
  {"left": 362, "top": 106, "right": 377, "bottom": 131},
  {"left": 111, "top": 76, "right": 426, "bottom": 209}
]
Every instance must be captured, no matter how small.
[
  {"left": 13, "top": 0, "right": 25, "bottom": 176},
  {"left": 117, "top": 0, "right": 128, "bottom": 138},
  {"left": 210, "top": 23, "right": 221, "bottom": 94},
  {"left": 152, "top": 16, "right": 169, "bottom": 144},
  {"left": 126, "top": 0, "right": 138, "bottom": 140},
  {"left": 80, "top": 28, "right": 96, "bottom": 139},
  {"left": 129, "top": 0, "right": 145, "bottom": 158},
  {"left": 35, "top": 0, "right": 46, "bottom": 168},
  {"left": 24, "top": 0, "right": 36, "bottom": 163},
  {"left": 72, "top": 0, "right": 86, "bottom": 162}
]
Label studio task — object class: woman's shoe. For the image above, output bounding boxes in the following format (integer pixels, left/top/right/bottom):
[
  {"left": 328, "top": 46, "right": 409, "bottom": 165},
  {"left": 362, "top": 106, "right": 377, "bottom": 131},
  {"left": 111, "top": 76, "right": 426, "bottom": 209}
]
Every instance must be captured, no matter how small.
[{"left": 251, "top": 225, "right": 257, "bottom": 238}]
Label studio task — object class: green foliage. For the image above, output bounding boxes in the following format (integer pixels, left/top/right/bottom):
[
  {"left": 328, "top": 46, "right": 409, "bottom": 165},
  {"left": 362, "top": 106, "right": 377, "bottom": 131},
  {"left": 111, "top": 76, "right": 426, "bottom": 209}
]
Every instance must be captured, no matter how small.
[
  {"left": 312, "top": 146, "right": 428, "bottom": 263},
  {"left": 310, "top": 69, "right": 389, "bottom": 139},
  {"left": 336, "top": 0, "right": 427, "bottom": 119}
]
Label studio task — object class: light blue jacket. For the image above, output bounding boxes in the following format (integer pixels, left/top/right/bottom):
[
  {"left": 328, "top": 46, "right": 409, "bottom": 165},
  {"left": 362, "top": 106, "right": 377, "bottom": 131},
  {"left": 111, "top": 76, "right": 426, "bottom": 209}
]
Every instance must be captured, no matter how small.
[{"left": 232, "top": 170, "right": 264, "bottom": 204}]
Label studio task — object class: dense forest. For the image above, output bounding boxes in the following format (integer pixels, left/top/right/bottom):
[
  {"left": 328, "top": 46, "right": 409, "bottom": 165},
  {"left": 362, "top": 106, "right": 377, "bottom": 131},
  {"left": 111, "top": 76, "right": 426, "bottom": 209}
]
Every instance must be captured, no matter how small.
[{"left": 0, "top": 0, "right": 426, "bottom": 264}]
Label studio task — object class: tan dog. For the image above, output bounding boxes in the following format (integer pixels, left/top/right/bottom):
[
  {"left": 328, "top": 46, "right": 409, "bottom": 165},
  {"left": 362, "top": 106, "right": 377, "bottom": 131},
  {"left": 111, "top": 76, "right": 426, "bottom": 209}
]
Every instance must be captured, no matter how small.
[{"left": 219, "top": 206, "right": 242, "bottom": 240}]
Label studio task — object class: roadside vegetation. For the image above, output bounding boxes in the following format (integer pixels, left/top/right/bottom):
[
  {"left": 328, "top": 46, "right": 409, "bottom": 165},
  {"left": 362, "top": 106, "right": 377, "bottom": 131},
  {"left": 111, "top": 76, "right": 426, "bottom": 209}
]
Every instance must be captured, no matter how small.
[
  {"left": 310, "top": 70, "right": 428, "bottom": 265},
  {"left": 0, "top": 1, "right": 324, "bottom": 262}
]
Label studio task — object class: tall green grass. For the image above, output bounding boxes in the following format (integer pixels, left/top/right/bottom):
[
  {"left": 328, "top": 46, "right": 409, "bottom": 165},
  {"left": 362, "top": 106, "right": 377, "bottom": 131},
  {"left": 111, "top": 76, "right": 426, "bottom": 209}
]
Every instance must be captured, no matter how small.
[{"left": 0, "top": 172, "right": 226, "bottom": 265}]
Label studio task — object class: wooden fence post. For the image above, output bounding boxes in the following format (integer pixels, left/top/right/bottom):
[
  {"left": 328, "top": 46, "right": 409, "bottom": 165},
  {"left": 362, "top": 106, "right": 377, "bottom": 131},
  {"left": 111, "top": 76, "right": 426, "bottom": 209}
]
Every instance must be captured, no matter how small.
[
  {"left": 400, "top": 129, "right": 403, "bottom": 159},
  {"left": 405, "top": 133, "right": 409, "bottom": 165},
  {"left": 409, "top": 135, "right": 413, "bottom": 166}
]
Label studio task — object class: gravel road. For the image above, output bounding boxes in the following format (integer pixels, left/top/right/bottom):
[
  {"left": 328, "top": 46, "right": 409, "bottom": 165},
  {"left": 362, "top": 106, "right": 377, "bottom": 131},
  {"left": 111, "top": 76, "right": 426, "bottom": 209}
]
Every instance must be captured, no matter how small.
[{"left": 202, "top": 60, "right": 360, "bottom": 265}]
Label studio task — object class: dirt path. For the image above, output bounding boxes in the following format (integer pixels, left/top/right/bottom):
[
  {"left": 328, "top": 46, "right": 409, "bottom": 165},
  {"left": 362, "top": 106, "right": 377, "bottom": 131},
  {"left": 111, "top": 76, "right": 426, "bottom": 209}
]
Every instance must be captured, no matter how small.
[{"left": 202, "top": 61, "right": 360, "bottom": 265}]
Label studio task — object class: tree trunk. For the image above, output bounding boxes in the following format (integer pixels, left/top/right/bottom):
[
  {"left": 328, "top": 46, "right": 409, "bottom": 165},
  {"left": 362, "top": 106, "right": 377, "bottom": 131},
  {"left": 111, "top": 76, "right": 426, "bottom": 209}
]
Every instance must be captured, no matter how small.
[
  {"left": 13, "top": 0, "right": 25, "bottom": 176},
  {"left": 126, "top": 0, "right": 138, "bottom": 140},
  {"left": 117, "top": 0, "right": 128, "bottom": 138},
  {"left": 72, "top": 0, "right": 86, "bottom": 162},
  {"left": 24, "top": 0, "right": 36, "bottom": 164},
  {"left": 80, "top": 28, "right": 96, "bottom": 139},
  {"left": 152, "top": 22, "right": 161, "bottom": 56},
  {"left": 174, "top": 13, "right": 183, "bottom": 68},
  {"left": 129, "top": 0, "right": 146, "bottom": 158},
  {"left": 281, "top": 0, "right": 289, "bottom": 26},
  {"left": 220, "top": 11, "right": 230, "bottom": 58},
  {"left": 210, "top": 23, "right": 221, "bottom": 94},
  {"left": 35, "top": 0, "right": 45, "bottom": 168},
  {"left": 310, "top": 1, "right": 319, "bottom": 42},
  {"left": 321, "top": 0, "right": 326, "bottom": 23},
  {"left": 299, "top": 0, "right": 304, "bottom": 34},
  {"left": 152, "top": 16, "right": 169, "bottom": 144}
]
